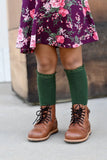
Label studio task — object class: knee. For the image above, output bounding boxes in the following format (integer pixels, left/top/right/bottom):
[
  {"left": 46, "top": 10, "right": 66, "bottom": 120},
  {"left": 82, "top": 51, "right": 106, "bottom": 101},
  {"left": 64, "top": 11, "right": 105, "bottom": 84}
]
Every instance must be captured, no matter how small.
[
  {"left": 37, "top": 58, "right": 57, "bottom": 74},
  {"left": 61, "top": 57, "right": 83, "bottom": 70}
]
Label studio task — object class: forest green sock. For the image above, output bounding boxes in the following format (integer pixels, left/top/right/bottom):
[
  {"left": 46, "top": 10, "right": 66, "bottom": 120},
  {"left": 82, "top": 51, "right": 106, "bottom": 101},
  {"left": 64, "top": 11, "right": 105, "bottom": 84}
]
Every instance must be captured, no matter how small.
[
  {"left": 36, "top": 70, "right": 56, "bottom": 106},
  {"left": 64, "top": 64, "right": 88, "bottom": 105}
]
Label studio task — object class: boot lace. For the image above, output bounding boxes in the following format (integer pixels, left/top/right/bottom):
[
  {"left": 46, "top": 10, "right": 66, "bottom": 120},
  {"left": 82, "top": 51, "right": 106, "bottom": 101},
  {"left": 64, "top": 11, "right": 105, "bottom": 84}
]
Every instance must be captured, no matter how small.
[
  {"left": 70, "top": 104, "right": 85, "bottom": 125},
  {"left": 32, "top": 105, "right": 52, "bottom": 125}
]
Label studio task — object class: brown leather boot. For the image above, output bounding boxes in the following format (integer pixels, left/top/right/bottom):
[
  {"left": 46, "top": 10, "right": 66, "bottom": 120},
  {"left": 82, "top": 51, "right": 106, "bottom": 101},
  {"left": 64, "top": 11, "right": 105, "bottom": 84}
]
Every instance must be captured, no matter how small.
[
  {"left": 28, "top": 104, "right": 58, "bottom": 141},
  {"left": 64, "top": 104, "right": 91, "bottom": 143}
]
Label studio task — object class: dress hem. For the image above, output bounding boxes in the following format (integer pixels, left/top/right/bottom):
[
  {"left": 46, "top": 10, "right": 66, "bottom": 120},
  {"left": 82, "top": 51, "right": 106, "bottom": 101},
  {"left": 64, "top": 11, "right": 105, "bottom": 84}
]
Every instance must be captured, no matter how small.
[{"left": 16, "top": 37, "right": 99, "bottom": 54}]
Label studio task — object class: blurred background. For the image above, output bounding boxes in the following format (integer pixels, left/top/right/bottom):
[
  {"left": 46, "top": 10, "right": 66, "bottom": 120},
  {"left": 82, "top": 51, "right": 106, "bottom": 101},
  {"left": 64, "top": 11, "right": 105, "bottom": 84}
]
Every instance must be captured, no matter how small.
[{"left": 0, "top": 0, "right": 106, "bottom": 104}]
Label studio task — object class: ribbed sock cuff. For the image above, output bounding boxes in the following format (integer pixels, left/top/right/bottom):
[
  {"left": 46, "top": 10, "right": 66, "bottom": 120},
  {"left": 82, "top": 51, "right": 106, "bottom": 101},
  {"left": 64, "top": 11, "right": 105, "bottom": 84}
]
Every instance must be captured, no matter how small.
[
  {"left": 64, "top": 64, "right": 88, "bottom": 105},
  {"left": 36, "top": 70, "right": 56, "bottom": 106}
]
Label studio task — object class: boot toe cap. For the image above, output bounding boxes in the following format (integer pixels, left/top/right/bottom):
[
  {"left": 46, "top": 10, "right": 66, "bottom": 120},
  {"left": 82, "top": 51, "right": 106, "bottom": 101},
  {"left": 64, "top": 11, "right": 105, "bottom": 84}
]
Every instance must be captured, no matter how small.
[
  {"left": 28, "top": 128, "right": 45, "bottom": 140},
  {"left": 65, "top": 129, "right": 86, "bottom": 141}
]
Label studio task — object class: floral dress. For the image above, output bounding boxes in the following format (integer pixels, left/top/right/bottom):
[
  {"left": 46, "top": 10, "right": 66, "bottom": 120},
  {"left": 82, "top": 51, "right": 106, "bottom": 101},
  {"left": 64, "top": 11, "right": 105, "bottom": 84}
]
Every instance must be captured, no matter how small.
[{"left": 16, "top": 0, "right": 99, "bottom": 54}]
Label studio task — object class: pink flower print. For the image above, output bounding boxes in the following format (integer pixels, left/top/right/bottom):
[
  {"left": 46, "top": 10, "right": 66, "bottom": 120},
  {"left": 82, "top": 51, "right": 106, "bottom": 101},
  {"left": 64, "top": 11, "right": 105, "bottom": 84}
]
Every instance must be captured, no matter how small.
[
  {"left": 17, "top": 27, "right": 24, "bottom": 41},
  {"left": 38, "top": 26, "right": 44, "bottom": 34},
  {"left": 30, "top": 9, "right": 35, "bottom": 19},
  {"left": 93, "top": 31, "right": 99, "bottom": 40},
  {"left": 83, "top": 7, "right": 87, "bottom": 16},
  {"left": 51, "top": 41, "right": 57, "bottom": 46},
  {"left": 58, "top": 8, "right": 69, "bottom": 17},
  {"left": 66, "top": 21, "right": 73, "bottom": 28},
  {"left": 46, "top": 19, "right": 49, "bottom": 22},
  {"left": 83, "top": 0, "right": 91, "bottom": 16},
  {"left": 72, "top": 43, "right": 80, "bottom": 48},
  {"left": 43, "top": 2, "right": 51, "bottom": 11},
  {"left": 56, "top": 35, "right": 64, "bottom": 44},
  {"left": 72, "top": 42, "right": 83, "bottom": 48},
  {"left": 50, "top": 0, "right": 65, "bottom": 8},
  {"left": 16, "top": 41, "right": 24, "bottom": 48},
  {"left": 85, "top": 0, "right": 91, "bottom": 12},
  {"left": 60, "top": 0, "right": 65, "bottom": 8},
  {"left": 30, "top": 35, "right": 36, "bottom": 48}
]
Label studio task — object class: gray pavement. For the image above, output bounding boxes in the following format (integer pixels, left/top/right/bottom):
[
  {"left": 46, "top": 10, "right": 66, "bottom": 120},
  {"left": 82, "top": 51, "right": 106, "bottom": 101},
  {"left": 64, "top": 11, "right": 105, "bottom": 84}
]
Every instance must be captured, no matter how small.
[{"left": 0, "top": 82, "right": 107, "bottom": 160}]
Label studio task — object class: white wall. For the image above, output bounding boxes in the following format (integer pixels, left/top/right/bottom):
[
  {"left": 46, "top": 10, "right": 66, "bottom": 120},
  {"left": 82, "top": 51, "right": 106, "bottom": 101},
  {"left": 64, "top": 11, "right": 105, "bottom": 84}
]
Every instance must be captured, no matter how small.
[{"left": 0, "top": 0, "right": 11, "bottom": 82}]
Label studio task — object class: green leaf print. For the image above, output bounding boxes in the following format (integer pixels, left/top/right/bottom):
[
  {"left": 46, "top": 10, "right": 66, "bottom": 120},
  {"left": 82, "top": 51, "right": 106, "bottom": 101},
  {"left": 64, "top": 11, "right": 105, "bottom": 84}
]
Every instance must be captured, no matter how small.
[
  {"left": 53, "top": 15, "right": 62, "bottom": 26},
  {"left": 21, "top": 8, "right": 25, "bottom": 14},
  {"left": 69, "top": 37, "right": 74, "bottom": 42},
  {"left": 66, "top": 1, "right": 73, "bottom": 7},
  {"left": 75, "top": 36, "right": 80, "bottom": 43},
  {"left": 44, "top": 13, "right": 52, "bottom": 18},
  {"left": 23, "top": 17, "right": 32, "bottom": 23},
  {"left": 50, "top": 33, "right": 56, "bottom": 38},
  {"left": 81, "top": 0, "right": 85, "bottom": 7},
  {"left": 44, "top": 28, "right": 52, "bottom": 34},
  {"left": 49, "top": 8, "right": 59, "bottom": 13},
  {"left": 23, "top": 26, "right": 30, "bottom": 38},
  {"left": 67, "top": 15, "right": 72, "bottom": 23},
  {"left": 88, "top": 12, "right": 93, "bottom": 19},
  {"left": 29, "top": 20, "right": 33, "bottom": 32}
]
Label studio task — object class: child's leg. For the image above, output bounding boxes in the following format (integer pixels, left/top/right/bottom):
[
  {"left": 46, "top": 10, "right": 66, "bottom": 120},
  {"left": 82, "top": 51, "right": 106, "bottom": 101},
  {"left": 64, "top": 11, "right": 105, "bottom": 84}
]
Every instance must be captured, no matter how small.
[
  {"left": 59, "top": 46, "right": 88, "bottom": 105},
  {"left": 28, "top": 44, "right": 58, "bottom": 141},
  {"left": 35, "top": 44, "right": 58, "bottom": 106},
  {"left": 59, "top": 46, "right": 91, "bottom": 143},
  {"left": 64, "top": 64, "right": 88, "bottom": 105}
]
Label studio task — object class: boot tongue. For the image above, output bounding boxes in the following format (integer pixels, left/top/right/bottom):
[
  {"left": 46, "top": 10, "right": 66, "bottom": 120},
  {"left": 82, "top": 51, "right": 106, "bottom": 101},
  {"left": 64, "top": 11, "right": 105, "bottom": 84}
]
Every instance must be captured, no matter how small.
[
  {"left": 71, "top": 104, "right": 86, "bottom": 125},
  {"left": 73, "top": 104, "right": 86, "bottom": 110},
  {"left": 41, "top": 105, "right": 49, "bottom": 109}
]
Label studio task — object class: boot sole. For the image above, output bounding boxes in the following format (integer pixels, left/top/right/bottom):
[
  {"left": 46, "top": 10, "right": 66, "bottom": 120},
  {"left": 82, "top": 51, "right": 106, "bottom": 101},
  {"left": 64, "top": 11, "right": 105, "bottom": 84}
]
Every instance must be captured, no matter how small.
[
  {"left": 27, "top": 128, "right": 58, "bottom": 142},
  {"left": 64, "top": 130, "right": 92, "bottom": 143}
]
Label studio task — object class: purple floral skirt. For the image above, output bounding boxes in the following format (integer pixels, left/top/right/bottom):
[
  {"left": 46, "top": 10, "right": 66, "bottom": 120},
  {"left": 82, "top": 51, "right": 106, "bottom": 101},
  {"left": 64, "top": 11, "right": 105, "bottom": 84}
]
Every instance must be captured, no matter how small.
[{"left": 16, "top": 0, "right": 99, "bottom": 54}]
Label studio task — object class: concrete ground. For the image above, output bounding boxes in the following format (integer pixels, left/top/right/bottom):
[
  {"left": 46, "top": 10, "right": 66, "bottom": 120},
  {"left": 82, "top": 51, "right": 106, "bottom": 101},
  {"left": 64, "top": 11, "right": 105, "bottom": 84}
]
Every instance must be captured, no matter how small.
[{"left": 0, "top": 82, "right": 107, "bottom": 160}]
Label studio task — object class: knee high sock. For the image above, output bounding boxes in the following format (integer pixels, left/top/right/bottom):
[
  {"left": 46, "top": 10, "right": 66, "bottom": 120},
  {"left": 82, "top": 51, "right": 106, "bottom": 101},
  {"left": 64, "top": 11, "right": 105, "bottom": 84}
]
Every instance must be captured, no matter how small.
[
  {"left": 36, "top": 70, "right": 56, "bottom": 106},
  {"left": 64, "top": 64, "right": 88, "bottom": 105}
]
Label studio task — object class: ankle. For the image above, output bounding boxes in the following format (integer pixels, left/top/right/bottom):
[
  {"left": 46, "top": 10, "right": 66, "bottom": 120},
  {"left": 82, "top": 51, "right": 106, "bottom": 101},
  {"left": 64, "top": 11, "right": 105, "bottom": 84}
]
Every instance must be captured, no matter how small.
[
  {"left": 41, "top": 104, "right": 55, "bottom": 109},
  {"left": 41, "top": 104, "right": 56, "bottom": 120}
]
